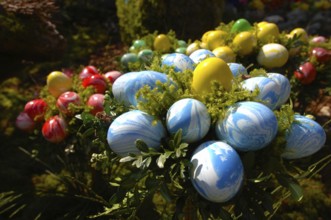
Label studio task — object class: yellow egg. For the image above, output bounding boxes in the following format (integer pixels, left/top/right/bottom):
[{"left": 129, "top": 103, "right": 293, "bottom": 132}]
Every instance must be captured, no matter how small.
[
  {"left": 201, "top": 30, "right": 214, "bottom": 43},
  {"left": 289, "top": 28, "right": 308, "bottom": 42},
  {"left": 153, "top": 34, "right": 171, "bottom": 52},
  {"left": 200, "top": 41, "right": 209, "bottom": 49},
  {"left": 212, "top": 46, "right": 236, "bottom": 63},
  {"left": 257, "top": 22, "right": 279, "bottom": 42},
  {"left": 186, "top": 42, "right": 200, "bottom": 55},
  {"left": 206, "top": 30, "right": 228, "bottom": 51},
  {"left": 233, "top": 31, "right": 257, "bottom": 56},
  {"left": 47, "top": 71, "right": 72, "bottom": 97},
  {"left": 192, "top": 57, "right": 233, "bottom": 93},
  {"left": 257, "top": 21, "right": 269, "bottom": 28},
  {"left": 257, "top": 43, "right": 289, "bottom": 68}
]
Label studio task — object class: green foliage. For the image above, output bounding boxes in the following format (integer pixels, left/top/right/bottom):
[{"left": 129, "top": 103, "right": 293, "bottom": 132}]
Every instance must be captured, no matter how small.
[{"left": 116, "top": 0, "right": 225, "bottom": 44}]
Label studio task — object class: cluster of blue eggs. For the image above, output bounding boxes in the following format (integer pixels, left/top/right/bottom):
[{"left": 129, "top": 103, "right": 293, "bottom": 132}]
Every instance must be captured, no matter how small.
[{"left": 108, "top": 54, "right": 327, "bottom": 204}]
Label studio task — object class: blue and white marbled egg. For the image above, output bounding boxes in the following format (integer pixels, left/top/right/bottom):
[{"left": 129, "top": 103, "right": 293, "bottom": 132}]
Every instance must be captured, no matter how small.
[
  {"left": 190, "top": 141, "right": 244, "bottom": 203},
  {"left": 282, "top": 115, "right": 326, "bottom": 159},
  {"left": 267, "top": 73, "right": 291, "bottom": 108},
  {"left": 107, "top": 110, "right": 167, "bottom": 156},
  {"left": 112, "top": 71, "right": 170, "bottom": 107},
  {"left": 166, "top": 98, "right": 211, "bottom": 143},
  {"left": 228, "top": 63, "right": 247, "bottom": 77},
  {"left": 215, "top": 101, "right": 278, "bottom": 151},
  {"left": 242, "top": 76, "right": 281, "bottom": 110},
  {"left": 189, "top": 49, "right": 215, "bottom": 64},
  {"left": 161, "top": 53, "right": 195, "bottom": 72}
]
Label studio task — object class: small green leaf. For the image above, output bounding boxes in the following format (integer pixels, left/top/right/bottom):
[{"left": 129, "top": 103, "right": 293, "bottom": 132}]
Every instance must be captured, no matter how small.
[
  {"left": 156, "top": 154, "right": 167, "bottom": 168},
  {"left": 120, "top": 156, "right": 135, "bottom": 163},
  {"left": 160, "top": 183, "right": 172, "bottom": 202},
  {"left": 135, "top": 139, "right": 149, "bottom": 152},
  {"left": 174, "top": 129, "right": 183, "bottom": 146},
  {"left": 132, "top": 155, "right": 143, "bottom": 168},
  {"left": 276, "top": 173, "right": 303, "bottom": 201}
]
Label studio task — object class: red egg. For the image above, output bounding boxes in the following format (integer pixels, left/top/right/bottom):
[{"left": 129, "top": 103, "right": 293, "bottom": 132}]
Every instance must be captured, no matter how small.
[
  {"left": 294, "top": 62, "right": 317, "bottom": 85},
  {"left": 24, "top": 99, "right": 47, "bottom": 122},
  {"left": 56, "top": 91, "right": 81, "bottom": 115},
  {"left": 16, "top": 112, "right": 35, "bottom": 132},
  {"left": 42, "top": 115, "right": 68, "bottom": 143},
  {"left": 311, "top": 47, "right": 331, "bottom": 63},
  {"left": 103, "top": 71, "right": 122, "bottom": 84},
  {"left": 79, "top": 65, "right": 99, "bottom": 80},
  {"left": 82, "top": 74, "right": 108, "bottom": 94},
  {"left": 87, "top": 94, "right": 105, "bottom": 115}
]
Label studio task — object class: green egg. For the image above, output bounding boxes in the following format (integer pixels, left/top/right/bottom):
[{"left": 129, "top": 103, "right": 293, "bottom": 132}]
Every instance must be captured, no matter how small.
[
  {"left": 231, "top": 18, "right": 252, "bottom": 33},
  {"left": 133, "top": 39, "right": 146, "bottom": 49},
  {"left": 121, "top": 53, "right": 139, "bottom": 68},
  {"left": 138, "top": 49, "right": 154, "bottom": 63},
  {"left": 175, "top": 47, "right": 187, "bottom": 54},
  {"left": 177, "top": 40, "right": 187, "bottom": 48}
]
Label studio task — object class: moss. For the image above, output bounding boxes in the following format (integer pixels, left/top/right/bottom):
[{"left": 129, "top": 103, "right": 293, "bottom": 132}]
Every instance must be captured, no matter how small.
[{"left": 116, "top": 0, "right": 225, "bottom": 44}]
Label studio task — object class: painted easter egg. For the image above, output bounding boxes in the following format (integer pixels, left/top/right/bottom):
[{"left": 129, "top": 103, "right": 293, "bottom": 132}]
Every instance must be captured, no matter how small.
[
  {"left": 311, "top": 47, "right": 331, "bottom": 63},
  {"left": 282, "top": 115, "right": 326, "bottom": 159},
  {"left": 311, "top": 36, "right": 327, "bottom": 44},
  {"left": 212, "top": 46, "right": 236, "bottom": 63},
  {"left": 56, "top": 91, "right": 81, "bottom": 115},
  {"left": 186, "top": 42, "right": 200, "bottom": 55},
  {"left": 177, "top": 40, "right": 187, "bottom": 48},
  {"left": 87, "top": 94, "right": 105, "bottom": 115},
  {"left": 267, "top": 73, "right": 291, "bottom": 107},
  {"left": 24, "top": 99, "right": 47, "bottom": 122},
  {"left": 166, "top": 98, "right": 211, "bottom": 143},
  {"left": 133, "top": 39, "right": 146, "bottom": 50},
  {"left": 233, "top": 31, "right": 257, "bottom": 56},
  {"left": 112, "top": 71, "right": 170, "bottom": 107},
  {"left": 42, "top": 115, "right": 68, "bottom": 143},
  {"left": 107, "top": 110, "right": 167, "bottom": 156},
  {"left": 103, "top": 71, "right": 122, "bottom": 84},
  {"left": 257, "top": 43, "right": 289, "bottom": 68},
  {"left": 161, "top": 53, "right": 195, "bottom": 72},
  {"left": 257, "top": 22, "right": 279, "bottom": 43},
  {"left": 189, "top": 49, "right": 215, "bottom": 64},
  {"left": 231, "top": 18, "right": 252, "bottom": 33},
  {"left": 138, "top": 49, "right": 154, "bottom": 64},
  {"left": 201, "top": 30, "right": 214, "bottom": 43},
  {"left": 289, "top": 28, "right": 308, "bottom": 42},
  {"left": 215, "top": 101, "right": 278, "bottom": 151},
  {"left": 82, "top": 74, "right": 108, "bottom": 94},
  {"left": 120, "top": 53, "right": 139, "bottom": 68},
  {"left": 228, "top": 63, "right": 247, "bottom": 77},
  {"left": 79, "top": 65, "right": 98, "bottom": 80},
  {"left": 47, "top": 71, "right": 72, "bottom": 98},
  {"left": 242, "top": 76, "right": 281, "bottom": 110},
  {"left": 153, "top": 34, "right": 171, "bottom": 52},
  {"left": 206, "top": 30, "right": 228, "bottom": 50},
  {"left": 16, "top": 112, "right": 35, "bottom": 132},
  {"left": 175, "top": 47, "right": 187, "bottom": 54},
  {"left": 190, "top": 141, "right": 244, "bottom": 203},
  {"left": 192, "top": 57, "right": 233, "bottom": 93},
  {"left": 294, "top": 62, "right": 317, "bottom": 85}
]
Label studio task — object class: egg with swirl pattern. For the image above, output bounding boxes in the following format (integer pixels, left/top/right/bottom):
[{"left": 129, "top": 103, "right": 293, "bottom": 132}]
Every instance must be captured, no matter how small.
[
  {"left": 107, "top": 110, "right": 167, "bottom": 156},
  {"left": 190, "top": 141, "right": 244, "bottom": 202},
  {"left": 112, "top": 71, "right": 171, "bottom": 107},
  {"left": 215, "top": 101, "right": 278, "bottom": 151},
  {"left": 166, "top": 98, "right": 211, "bottom": 143},
  {"left": 242, "top": 76, "right": 281, "bottom": 110},
  {"left": 189, "top": 49, "right": 215, "bottom": 64},
  {"left": 282, "top": 115, "right": 326, "bottom": 159},
  {"left": 161, "top": 53, "right": 195, "bottom": 72},
  {"left": 267, "top": 73, "right": 291, "bottom": 108}
]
